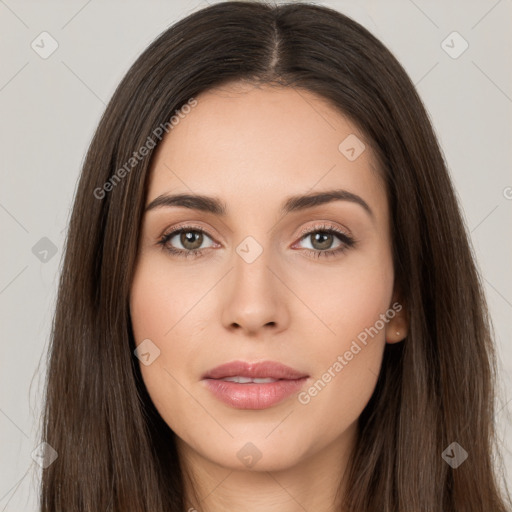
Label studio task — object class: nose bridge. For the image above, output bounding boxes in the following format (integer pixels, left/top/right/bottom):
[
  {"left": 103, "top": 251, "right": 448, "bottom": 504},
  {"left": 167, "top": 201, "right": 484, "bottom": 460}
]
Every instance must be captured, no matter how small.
[{"left": 232, "top": 231, "right": 276, "bottom": 301}]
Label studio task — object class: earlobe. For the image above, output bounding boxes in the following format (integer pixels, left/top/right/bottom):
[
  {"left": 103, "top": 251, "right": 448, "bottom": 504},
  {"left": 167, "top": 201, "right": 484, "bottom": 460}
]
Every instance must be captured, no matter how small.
[
  {"left": 386, "top": 326, "right": 407, "bottom": 344},
  {"left": 386, "top": 290, "right": 408, "bottom": 344},
  {"left": 385, "top": 315, "right": 408, "bottom": 343}
]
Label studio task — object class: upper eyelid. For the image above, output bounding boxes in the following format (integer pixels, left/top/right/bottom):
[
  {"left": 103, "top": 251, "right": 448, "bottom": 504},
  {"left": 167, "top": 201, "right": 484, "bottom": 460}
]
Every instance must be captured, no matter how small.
[{"left": 296, "top": 223, "right": 351, "bottom": 238}]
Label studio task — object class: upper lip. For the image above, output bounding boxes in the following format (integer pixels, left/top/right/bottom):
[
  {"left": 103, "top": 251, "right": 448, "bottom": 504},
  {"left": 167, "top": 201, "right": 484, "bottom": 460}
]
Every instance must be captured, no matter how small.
[{"left": 202, "top": 360, "right": 309, "bottom": 380}]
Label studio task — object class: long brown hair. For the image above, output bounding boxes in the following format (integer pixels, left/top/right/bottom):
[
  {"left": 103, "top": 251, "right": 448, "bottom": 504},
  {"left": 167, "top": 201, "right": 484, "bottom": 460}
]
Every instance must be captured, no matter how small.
[{"left": 38, "top": 2, "right": 511, "bottom": 510}]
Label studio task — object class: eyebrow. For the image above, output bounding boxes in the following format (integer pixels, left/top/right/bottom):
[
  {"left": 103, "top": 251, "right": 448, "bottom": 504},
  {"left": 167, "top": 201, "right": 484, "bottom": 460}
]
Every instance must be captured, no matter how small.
[{"left": 145, "top": 189, "right": 374, "bottom": 221}]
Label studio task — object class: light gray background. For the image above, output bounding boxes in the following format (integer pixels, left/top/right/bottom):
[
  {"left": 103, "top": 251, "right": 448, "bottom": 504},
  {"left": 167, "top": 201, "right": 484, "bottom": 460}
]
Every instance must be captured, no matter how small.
[{"left": 1, "top": 0, "right": 511, "bottom": 509}]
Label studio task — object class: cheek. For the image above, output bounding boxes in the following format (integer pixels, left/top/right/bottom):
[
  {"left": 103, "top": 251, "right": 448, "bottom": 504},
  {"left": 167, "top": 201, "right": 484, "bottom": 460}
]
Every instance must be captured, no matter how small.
[
  {"left": 129, "top": 257, "right": 211, "bottom": 431},
  {"left": 293, "top": 250, "right": 394, "bottom": 437},
  {"left": 297, "top": 246, "right": 394, "bottom": 355},
  {"left": 130, "top": 257, "right": 199, "bottom": 342}
]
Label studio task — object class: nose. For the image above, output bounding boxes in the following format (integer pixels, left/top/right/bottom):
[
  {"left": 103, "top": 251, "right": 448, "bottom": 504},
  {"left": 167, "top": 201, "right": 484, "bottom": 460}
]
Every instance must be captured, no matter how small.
[{"left": 220, "top": 245, "right": 290, "bottom": 336}]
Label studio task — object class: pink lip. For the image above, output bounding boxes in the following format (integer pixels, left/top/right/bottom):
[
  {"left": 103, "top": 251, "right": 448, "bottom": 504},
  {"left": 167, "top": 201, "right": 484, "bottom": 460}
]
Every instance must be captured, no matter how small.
[
  {"left": 202, "top": 360, "right": 309, "bottom": 410},
  {"left": 202, "top": 360, "right": 308, "bottom": 380}
]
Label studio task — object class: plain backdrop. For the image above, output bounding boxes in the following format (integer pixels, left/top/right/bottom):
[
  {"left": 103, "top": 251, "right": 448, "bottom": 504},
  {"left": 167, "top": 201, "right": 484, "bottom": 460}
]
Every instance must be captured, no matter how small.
[{"left": 0, "top": 0, "right": 511, "bottom": 509}]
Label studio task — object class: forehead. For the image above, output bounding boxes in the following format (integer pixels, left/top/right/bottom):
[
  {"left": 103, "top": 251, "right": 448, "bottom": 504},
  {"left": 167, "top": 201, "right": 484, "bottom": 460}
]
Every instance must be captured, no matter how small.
[{"left": 146, "top": 82, "right": 387, "bottom": 222}]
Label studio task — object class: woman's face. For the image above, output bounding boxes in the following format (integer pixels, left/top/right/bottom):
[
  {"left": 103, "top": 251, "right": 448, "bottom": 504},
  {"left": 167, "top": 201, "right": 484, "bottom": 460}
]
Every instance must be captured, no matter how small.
[{"left": 130, "top": 82, "right": 406, "bottom": 472}]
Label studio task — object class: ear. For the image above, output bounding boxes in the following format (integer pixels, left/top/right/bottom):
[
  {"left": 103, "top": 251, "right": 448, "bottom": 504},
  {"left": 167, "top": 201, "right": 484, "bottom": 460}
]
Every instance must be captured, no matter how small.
[{"left": 385, "top": 288, "right": 408, "bottom": 344}]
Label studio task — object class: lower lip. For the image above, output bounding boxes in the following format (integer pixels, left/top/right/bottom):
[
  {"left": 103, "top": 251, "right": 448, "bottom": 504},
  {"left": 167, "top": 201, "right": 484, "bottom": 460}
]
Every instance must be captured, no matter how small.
[{"left": 203, "top": 378, "right": 308, "bottom": 409}]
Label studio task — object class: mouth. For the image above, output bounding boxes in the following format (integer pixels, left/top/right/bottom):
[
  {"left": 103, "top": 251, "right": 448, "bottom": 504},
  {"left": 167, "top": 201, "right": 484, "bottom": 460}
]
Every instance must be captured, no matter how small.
[
  {"left": 202, "top": 360, "right": 308, "bottom": 380},
  {"left": 202, "top": 360, "right": 309, "bottom": 410}
]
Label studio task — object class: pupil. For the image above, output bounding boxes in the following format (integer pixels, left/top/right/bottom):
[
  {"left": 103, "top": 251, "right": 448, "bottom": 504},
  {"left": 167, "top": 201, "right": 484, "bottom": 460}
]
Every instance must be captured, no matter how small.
[
  {"left": 182, "top": 231, "right": 202, "bottom": 250},
  {"left": 313, "top": 232, "right": 332, "bottom": 250},
  {"left": 178, "top": 231, "right": 334, "bottom": 252}
]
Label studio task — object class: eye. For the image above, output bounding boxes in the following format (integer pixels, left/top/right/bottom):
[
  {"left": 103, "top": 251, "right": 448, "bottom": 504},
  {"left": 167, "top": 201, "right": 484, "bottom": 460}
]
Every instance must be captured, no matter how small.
[
  {"left": 293, "top": 223, "right": 356, "bottom": 259},
  {"left": 158, "top": 224, "right": 217, "bottom": 258},
  {"left": 157, "top": 222, "right": 356, "bottom": 259}
]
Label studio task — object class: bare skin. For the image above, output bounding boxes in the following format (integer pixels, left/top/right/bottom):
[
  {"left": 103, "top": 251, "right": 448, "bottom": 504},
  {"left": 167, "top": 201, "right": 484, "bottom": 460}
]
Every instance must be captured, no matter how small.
[{"left": 130, "top": 81, "right": 408, "bottom": 512}]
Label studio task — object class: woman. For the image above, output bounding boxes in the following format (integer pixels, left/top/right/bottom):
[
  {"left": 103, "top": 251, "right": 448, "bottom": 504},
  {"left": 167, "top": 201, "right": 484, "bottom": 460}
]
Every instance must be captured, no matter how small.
[{"left": 39, "top": 1, "right": 511, "bottom": 511}]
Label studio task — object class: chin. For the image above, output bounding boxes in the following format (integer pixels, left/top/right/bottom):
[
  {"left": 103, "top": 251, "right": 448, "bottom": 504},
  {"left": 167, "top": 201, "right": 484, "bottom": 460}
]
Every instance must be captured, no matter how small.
[{"left": 181, "top": 431, "right": 310, "bottom": 472}]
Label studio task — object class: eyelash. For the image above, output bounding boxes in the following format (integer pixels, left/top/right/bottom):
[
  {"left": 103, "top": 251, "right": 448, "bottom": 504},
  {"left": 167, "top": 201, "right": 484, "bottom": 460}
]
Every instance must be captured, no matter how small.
[{"left": 157, "top": 223, "right": 356, "bottom": 260}]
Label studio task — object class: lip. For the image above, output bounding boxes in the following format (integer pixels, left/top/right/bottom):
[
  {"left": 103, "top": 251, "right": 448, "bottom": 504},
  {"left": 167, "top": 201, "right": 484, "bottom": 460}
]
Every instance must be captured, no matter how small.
[
  {"left": 202, "top": 360, "right": 308, "bottom": 380},
  {"left": 202, "top": 360, "right": 309, "bottom": 410}
]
